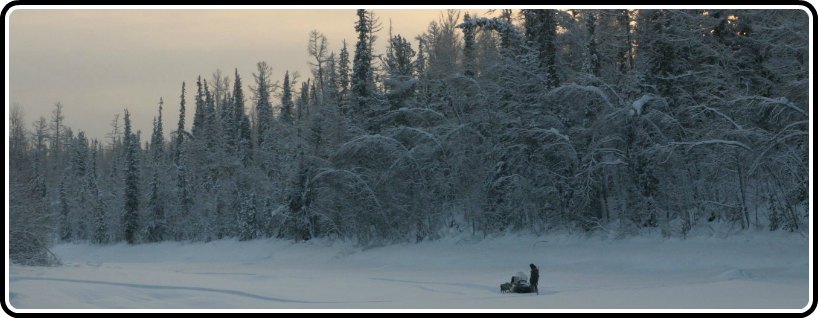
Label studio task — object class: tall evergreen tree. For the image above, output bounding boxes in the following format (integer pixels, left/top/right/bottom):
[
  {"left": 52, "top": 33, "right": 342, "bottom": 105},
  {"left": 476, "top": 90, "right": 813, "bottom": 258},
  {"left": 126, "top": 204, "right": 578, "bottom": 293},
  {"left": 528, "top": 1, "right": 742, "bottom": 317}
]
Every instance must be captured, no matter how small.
[
  {"left": 172, "top": 82, "right": 192, "bottom": 239},
  {"left": 233, "top": 69, "right": 253, "bottom": 165},
  {"left": 616, "top": 10, "right": 633, "bottom": 74},
  {"left": 151, "top": 98, "right": 165, "bottom": 163},
  {"left": 146, "top": 100, "right": 166, "bottom": 242},
  {"left": 203, "top": 81, "right": 219, "bottom": 150},
  {"left": 72, "top": 131, "right": 89, "bottom": 177},
  {"left": 297, "top": 79, "right": 310, "bottom": 122},
  {"left": 253, "top": 61, "right": 274, "bottom": 148},
  {"left": 462, "top": 13, "right": 477, "bottom": 78},
  {"left": 58, "top": 178, "right": 71, "bottom": 241},
  {"left": 122, "top": 109, "right": 140, "bottom": 244},
  {"left": 31, "top": 117, "right": 48, "bottom": 199},
  {"left": 220, "top": 89, "right": 236, "bottom": 154},
  {"left": 351, "top": 9, "right": 374, "bottom": 117},
  {"left": 175, "top": 82, "right": 186, "bottom": 165},
  {"left": 280, "top": 71, "right": 295, "bottom": 124},
  {"left": 541, "top": 10, "right": 558, "bottom": 88},
  {"left": 310, "top": 81, "right": 319, "bottom": 111},
  {"left": 88, "top": 139, "right": 108, "bottom": 244},
  {"left": 383, "top": 34, "right": 417, "bottom": 109},
  {"left": 192, "top": 76, "right": 207, "bottom": 139},
  {"left": 523, "top": 9, "right": 559, "bottom": 88},
  {"left": 146, "top": 172, "right": 165, "bottom": 242},
  {"left": 584, "top": 11, "right": 600, "bottom": 76},
  {"left": 176, "top": 147, "right": 192, "bottom": 239},
  {"left": 338, "top": 40, "right": 351, "bottom": 114},
  {"left": 325, "top": 53, "right": 339, "bottom": 105},
  {"left": 49, "top": 102, "right": 65, "bottom": 169},
  {"left": 384, "top": 35, "right": 416, "bottom": 78},
  {"left": 237, "top": 192, "right": 257, "bottom": 241},
  {"left": 415, "top": 38, "right": 427, "bottom": 77}
]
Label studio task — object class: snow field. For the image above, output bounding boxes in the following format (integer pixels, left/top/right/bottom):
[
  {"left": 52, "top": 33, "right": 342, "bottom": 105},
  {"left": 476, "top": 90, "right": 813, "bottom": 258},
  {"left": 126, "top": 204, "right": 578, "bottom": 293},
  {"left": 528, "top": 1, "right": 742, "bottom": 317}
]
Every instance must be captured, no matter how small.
[{"left": 8, "top": 231, "right": 809, "bottom": 310}]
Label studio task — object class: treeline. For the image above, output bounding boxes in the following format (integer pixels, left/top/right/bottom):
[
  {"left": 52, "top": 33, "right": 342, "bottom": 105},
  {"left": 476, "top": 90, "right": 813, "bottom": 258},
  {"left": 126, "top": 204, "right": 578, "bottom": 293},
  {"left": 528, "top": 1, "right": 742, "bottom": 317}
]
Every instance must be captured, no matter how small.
[{"left": 9, "top": 9, "right": 808, "bottom": 265}]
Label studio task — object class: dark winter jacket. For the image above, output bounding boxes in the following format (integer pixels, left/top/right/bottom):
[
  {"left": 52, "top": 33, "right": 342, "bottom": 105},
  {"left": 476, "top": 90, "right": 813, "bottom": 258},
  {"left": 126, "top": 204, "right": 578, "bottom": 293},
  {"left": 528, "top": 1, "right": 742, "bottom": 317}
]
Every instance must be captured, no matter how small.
[{"left": 530, "top": 265, "right": 539, "bottom": 287}]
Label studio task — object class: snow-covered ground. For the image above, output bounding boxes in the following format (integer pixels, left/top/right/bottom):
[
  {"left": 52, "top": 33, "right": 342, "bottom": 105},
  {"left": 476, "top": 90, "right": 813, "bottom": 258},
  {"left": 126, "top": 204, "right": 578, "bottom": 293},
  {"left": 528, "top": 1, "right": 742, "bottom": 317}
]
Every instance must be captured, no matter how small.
[{"left": 6, "top": 231, "right": 810, "bottom": 310}]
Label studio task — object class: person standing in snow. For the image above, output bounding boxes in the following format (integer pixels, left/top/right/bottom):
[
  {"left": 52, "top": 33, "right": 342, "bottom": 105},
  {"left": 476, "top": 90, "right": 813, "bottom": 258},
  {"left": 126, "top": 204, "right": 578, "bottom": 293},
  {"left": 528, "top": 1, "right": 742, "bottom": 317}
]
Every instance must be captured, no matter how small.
[{"left": 529, "top": 263, "right": 539, "bottom": 294}]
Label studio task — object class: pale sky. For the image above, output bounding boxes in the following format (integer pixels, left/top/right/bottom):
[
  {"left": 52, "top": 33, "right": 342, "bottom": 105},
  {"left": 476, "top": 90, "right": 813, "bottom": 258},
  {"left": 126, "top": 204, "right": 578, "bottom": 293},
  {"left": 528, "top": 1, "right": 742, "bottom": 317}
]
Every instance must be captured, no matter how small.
[{"left": 8, "top": 7, "right": 480, "bottom": 141}]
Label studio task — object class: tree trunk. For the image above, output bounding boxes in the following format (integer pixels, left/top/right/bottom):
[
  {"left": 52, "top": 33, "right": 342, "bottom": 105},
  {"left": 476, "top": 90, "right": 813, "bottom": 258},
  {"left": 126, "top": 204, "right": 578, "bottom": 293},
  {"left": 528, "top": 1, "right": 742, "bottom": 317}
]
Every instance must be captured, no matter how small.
[{"left": 736, "top": 157, "right": 749, "bottom": 230}]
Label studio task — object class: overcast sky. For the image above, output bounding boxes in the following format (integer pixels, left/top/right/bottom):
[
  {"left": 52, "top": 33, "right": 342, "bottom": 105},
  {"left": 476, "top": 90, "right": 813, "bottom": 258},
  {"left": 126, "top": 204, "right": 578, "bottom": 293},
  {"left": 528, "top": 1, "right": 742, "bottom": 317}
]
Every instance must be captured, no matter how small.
[{"left": 8, "top": 7, "right": 476, "bottom": 141}]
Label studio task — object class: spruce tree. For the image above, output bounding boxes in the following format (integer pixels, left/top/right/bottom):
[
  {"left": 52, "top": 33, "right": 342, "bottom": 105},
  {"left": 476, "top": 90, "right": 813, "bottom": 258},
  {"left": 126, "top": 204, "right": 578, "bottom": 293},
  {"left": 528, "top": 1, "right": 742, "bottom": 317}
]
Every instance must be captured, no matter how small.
[
  {"left": 253, "top": 62, "right": 274, "bottom": 147},
  {"left": 220, "top": 89, "right": 236, "bottom": 154},
  {"left": 310, "top": 81, "right": 319, "bottom": 112},
  {"left": 351, "top": 9, "right": 373, "bottom": 116},
  {"left": 151, "top": 98, "right": 164, "bottom": 163},
  {"left": 72, "top": 131, "right": 89, "bottom": 177},
  {"left": 203, "top": 81, "right": 218, "bottom": 150},
  {"left": 146, "top": 172, "right": 164, "bottom": 242},
  {"left": 280, "top": 71, "right": 295, "bottom": 124},
  {"left": 297, "top": 79, "right": 310, "bottom": 122},
  {"left": 462, "top": 13, "right": 477, "bottom": 78},
  {"left": 325, "top": 53, "right": 339, "bottom": 105},
  {"left": 147, "top": 100, "right": 166, "bottom": 242},
  {"left": 383, "top": 34, "right": 417, "bottom": 109},
  {"left": 50, "top": 102, "right": 65, "bottom": 174},
  {"left": 58, "top": 178, "right": 71, "bottom": 241},
  {"left": 192, "top": 76, "right": 206, "bottom": 139},
  {"left": 173, "top": 82, "right": 192, "bottom": 240},
  {"left": 233, "top": 69, "right": 252, "bottom": 165},
  {"left": 415, "top": 38, "right": 427, "bottom": 77},
  {"left": 122, "top": 109, "right": 140, "bottom": 244},
  {"left": 584, "top": 11, "right": 600, "bottom": 76},
  {"left": 175, "top": 82, "right": 186, "bottom": 165},
  {"left": 523, "top": 9, "right": 559, "bottom": 88},
  {"left": 616, "top": 9, "right": 632, "bottom": 73},
  {"left": 337, "top": 40, "right": 351, "bottom": 114},
  {"left": 88, "top": 139, "right": 108, "bottom": 244},
  {"left": 32, "top": 117, "right": 48, "bottom": 199},
  {"left": 238, "top": 192, "right": 257, "bottom": 241}
]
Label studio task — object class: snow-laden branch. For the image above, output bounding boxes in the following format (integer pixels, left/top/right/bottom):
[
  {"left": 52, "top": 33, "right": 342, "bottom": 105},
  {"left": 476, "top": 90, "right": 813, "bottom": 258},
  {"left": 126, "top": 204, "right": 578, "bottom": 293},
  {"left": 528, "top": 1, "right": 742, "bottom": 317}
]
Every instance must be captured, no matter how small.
[
  {"left": 456, "top": 17, "right": 524, "bottom": 44},
  {"left": 335, "top": 134, "right": 410, "bottom": 159},
  {"left": 748, "top": 121, "right": 809, "bottom": 175},
  {"left": 310, "top": 168, "right": 388, "bottom": 229},
  {"left": 671, "top": 139, "right": 751, "bottom": 151},
  {"left": 701, "top": 200, "right": 740, "bottom": 209},
  {"left": 629, "top": 94, "right": 671, "bottom": 117},
  {"left": 442, "top": 124, "right": 486, "bottom": 144},
  {"left": 525, "top": 127, "right": 570, "bottom": 142},
  {"left": 385, "top": 126, "right": 442, "bottom": 149},
  {"left": 652, "top": 70, "right": 707, "bottom": 81},
  {"left": 548, "top": 84, "right": 613, "bottom": 109},
  {"left": 693, "top": 104, "right": 743, "bottom": 130},
  {"left": 378, "top": 107, "right": 447, "bottom": 127},
  {"left": 728, "top": 96, "right": 807, "bottom": 117},
  {"left": 631, "top": 95, "right": 651, "bottom": 116},
  {"left": 598, "top": 159, "right": 626, "bottom": 166}
]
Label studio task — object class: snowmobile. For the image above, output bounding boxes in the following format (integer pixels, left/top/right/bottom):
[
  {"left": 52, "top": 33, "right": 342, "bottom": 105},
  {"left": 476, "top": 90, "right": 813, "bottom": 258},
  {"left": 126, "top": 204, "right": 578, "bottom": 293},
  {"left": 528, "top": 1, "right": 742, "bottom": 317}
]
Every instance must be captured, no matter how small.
[{"left": 501, "top": 271, "right": 535, "bottom": 293}]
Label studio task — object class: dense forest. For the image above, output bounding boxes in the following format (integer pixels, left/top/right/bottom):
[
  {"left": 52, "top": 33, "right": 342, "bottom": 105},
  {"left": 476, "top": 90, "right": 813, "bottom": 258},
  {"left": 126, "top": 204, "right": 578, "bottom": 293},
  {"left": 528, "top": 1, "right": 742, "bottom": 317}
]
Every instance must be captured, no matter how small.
[{"left": 9, "top": 9, "right": 809, "bottom": 265}]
